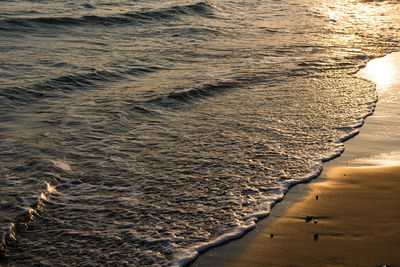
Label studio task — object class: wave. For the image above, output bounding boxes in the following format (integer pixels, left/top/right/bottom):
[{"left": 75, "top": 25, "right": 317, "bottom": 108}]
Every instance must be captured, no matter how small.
[
  {"left": 147, "top": 81, "right": 239, "bottom": 106},
  {"left": 0, "top": 70, "right": 121, "bottom": 104},
  {"left": 0, "top": 182, "right": 56, "bottom": 258},
  {"left": 0, "top": 2, "right": 216, "bottom": 32},
  {"left": 0, "top": 66, "right": 161, "bottom": 106}
]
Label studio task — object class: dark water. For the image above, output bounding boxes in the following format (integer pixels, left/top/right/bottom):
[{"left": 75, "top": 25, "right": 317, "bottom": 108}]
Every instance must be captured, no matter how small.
[{"left": 0, "top": 0, "right": 399, "bottom": 265}]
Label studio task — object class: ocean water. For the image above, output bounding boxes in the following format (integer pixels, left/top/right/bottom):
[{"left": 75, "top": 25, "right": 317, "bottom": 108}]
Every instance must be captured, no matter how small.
[{"left": 0, "top": 0, "right": 399, "bottom": 266}]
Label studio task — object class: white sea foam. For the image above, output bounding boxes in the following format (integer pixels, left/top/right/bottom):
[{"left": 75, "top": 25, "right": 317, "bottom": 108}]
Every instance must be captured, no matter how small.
[{"left": 51, "top": 159, "right": 72, "bottom": 172}]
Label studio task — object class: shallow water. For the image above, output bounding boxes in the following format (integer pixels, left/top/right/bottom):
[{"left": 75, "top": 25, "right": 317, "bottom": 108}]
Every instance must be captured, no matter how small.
[{"left": 0, "top": 0, "right": 399, "bottom": 265}]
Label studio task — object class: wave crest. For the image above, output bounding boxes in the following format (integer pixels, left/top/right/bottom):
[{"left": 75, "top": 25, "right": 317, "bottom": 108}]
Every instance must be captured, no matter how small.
[
  {"left": 0, "top": 2, "right": 216, "bottom": 32},
  {"left": 0, "top": 182, "right": 56, "bottom": 258}
]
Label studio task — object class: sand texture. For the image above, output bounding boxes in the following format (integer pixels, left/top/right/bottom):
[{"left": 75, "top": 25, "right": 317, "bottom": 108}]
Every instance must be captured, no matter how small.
[{"left": 228, "top": 165, "right": 400, "bottom": 266}]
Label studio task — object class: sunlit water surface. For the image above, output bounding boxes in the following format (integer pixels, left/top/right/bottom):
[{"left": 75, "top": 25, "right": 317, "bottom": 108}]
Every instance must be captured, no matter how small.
[{"left": 0, "top": 0, "right": 399, "bottom": 265}]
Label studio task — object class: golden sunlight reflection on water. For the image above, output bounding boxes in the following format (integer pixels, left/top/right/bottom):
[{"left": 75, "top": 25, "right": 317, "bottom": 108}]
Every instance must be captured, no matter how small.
[
  {"left": 351, "top": 152, "right": 400, "bottom": 167},
  {"left": 357, "top": 53, "right": 400, "bottom": 90}
]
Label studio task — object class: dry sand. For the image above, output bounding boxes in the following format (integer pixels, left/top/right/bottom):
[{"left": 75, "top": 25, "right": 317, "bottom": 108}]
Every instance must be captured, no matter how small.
[{"left": 191, "top": 52, "right": 400, "bottom": 266}]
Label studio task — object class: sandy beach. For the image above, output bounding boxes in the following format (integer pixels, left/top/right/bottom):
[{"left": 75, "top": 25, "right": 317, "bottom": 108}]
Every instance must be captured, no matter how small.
[{"left": 191, "top": 52, "right": 400, "bottom": 266}]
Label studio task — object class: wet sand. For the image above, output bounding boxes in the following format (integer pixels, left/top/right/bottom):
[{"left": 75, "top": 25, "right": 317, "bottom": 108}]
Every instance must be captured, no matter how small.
[
  {"left": 191, "top": 52, "right": 400, "bottom": 266},
  {"left": 227, "top": 165, "right": 400, "bottom": 266}
]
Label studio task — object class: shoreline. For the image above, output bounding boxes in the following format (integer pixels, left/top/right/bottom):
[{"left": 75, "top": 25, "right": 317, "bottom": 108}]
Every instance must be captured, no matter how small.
[
  {"left": 226, "top": 165, "right": 400, "bottom": 266},
  {"left": 190, "top": 52, "right": 400, "bottom": 266}
]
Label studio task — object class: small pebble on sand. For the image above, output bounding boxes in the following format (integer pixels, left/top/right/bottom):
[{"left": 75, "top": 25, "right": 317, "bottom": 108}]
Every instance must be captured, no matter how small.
[{"left": 314, "top": 233, "right": 319, "bottom": 241}]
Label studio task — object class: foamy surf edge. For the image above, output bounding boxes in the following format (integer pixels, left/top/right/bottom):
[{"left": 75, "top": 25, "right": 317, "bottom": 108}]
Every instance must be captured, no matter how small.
[
  {"left": 172, "top": 76, "right": 378, "bottom": 267},
  {"left": 172, "top": 162, "right": 323, "bottom": 267},
  {"left": 172, "top": 154, "right": 350, "bottom": 267}
]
